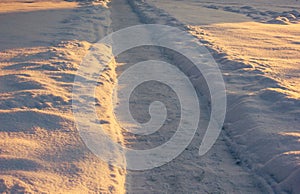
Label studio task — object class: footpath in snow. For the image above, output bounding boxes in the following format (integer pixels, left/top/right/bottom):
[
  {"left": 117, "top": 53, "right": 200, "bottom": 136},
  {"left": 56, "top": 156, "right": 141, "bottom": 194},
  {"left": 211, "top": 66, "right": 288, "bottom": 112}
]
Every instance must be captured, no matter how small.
[{"left": 109, "top": 0, "right": 270, "bottom": 193}]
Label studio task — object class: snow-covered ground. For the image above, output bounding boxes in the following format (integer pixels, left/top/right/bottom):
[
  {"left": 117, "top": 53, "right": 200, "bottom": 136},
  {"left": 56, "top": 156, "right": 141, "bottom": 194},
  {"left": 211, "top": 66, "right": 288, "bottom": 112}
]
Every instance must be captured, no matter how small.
[
  {"left": 129, "top": 0, "right": 300, "bottom": 193},
  {"left": 0, "top": 0, "right": 299, "bottom": 193},
  {"left": 0, "top": 1, "right": 126, "bottom": 193}
]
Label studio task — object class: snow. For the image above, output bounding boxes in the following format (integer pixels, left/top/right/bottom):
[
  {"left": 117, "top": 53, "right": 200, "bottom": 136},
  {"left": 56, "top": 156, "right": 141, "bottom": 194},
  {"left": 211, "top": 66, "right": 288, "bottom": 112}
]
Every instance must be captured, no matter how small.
[
  {"left": 0, "top": 1, "right": 125, "bottom": 193},
  {"left": 137, "top": 0, "right": 300, "bottom": 193},
  {"left": 0, "top": 0, "right": 299, "bottom": 193}
]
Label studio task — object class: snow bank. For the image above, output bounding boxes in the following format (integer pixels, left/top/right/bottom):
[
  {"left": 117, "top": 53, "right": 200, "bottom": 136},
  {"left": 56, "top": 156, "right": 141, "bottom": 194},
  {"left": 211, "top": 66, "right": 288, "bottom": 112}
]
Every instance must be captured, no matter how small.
[{"left": 0, "top": 1, "right": 126, "bottom": 193}]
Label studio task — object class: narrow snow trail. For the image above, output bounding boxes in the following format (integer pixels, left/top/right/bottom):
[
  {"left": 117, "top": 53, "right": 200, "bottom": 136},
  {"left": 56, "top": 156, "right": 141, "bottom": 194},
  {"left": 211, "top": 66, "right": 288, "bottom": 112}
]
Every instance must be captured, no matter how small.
[{"left": 109, "top": 0, "right": 268, "bottom": 193}]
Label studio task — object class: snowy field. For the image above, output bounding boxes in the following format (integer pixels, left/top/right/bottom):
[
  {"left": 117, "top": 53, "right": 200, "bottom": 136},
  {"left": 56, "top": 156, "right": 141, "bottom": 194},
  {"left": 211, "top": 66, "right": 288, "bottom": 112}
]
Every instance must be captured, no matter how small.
[
  {"left": 0, "top": 0, "right": 299, "bottom": 193},
  {"left": 136, "top": 0, "right": 300, "bottom": 193},
  {"left": 0, "top": 1, "right": 126, "bottom": 193}
]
